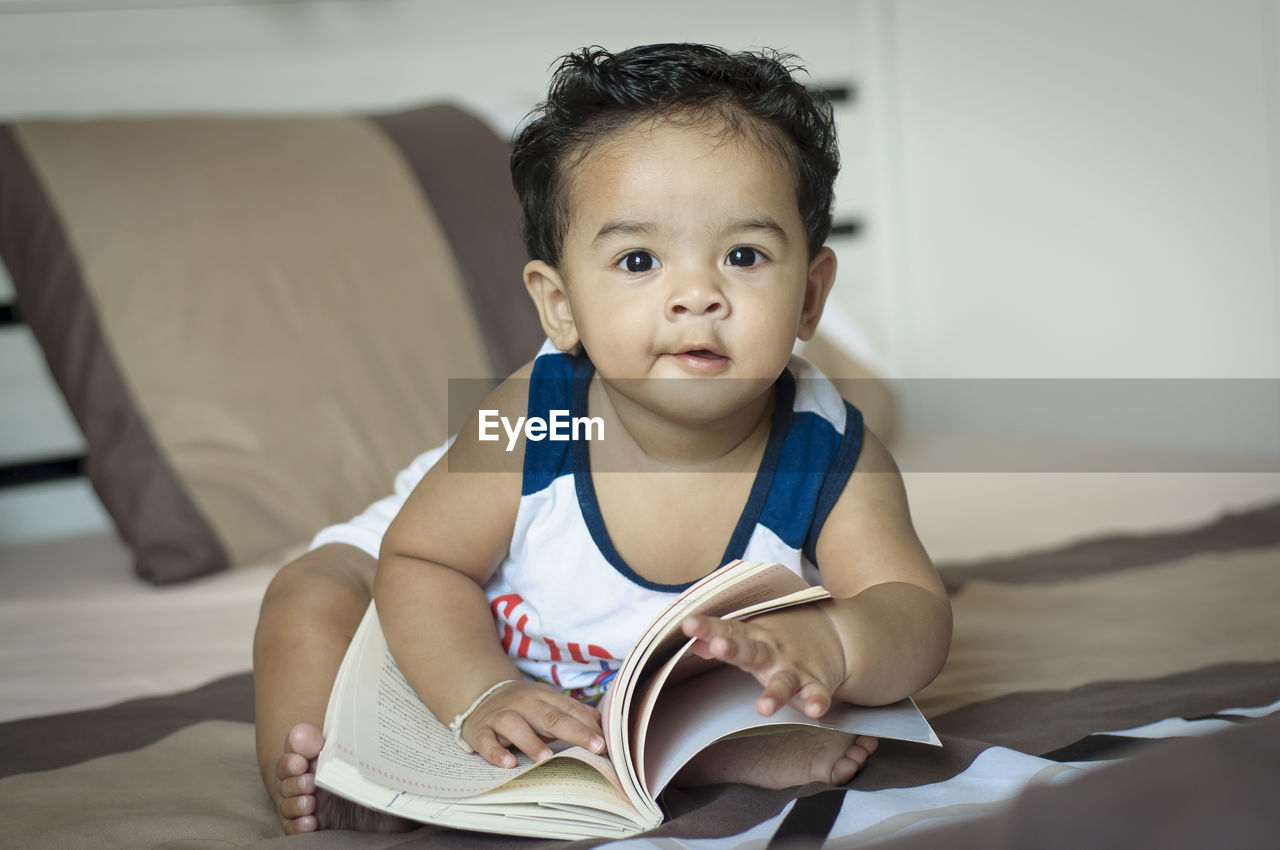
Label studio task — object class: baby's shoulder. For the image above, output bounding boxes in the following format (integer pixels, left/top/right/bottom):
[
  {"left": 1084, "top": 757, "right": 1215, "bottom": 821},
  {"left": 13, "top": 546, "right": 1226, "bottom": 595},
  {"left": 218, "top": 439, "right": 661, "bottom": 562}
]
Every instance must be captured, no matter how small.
[
  {"left": 445, "top": 361, "right": 538, "bottom": 476},
  {"left": 484, "top": 358, "right": 539, "bottom": 415},
  {"left": 850, "top": 426, "right": 897, "bottom": 475}
]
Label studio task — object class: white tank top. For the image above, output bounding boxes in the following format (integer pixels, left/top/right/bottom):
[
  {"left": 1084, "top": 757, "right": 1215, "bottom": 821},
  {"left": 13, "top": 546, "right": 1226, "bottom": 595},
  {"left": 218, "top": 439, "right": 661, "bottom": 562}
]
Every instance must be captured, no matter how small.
[{"left": 483, "top": 341, "right": 864, "bottom": 703}]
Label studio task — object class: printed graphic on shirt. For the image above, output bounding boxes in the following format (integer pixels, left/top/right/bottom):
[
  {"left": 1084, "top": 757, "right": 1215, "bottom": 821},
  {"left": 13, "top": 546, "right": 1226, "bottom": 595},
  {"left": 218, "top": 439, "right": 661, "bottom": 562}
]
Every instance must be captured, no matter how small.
[{"left": 490, "top": 592, "right": 620, "bottom": 704}]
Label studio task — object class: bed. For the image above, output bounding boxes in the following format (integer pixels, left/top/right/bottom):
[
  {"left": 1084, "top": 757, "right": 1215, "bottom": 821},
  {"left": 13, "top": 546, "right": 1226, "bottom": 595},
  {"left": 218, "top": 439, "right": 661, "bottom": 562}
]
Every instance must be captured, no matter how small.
[{"left": 1, "top": 103, "right": 1278, "bottom": 849}]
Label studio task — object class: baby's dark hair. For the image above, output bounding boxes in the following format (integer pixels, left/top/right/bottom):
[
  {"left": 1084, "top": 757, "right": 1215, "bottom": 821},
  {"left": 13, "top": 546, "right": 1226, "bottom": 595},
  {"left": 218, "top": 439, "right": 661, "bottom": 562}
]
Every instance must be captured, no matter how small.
[{"left": 510, "top": 43, "right": 840, "bottom": 267}]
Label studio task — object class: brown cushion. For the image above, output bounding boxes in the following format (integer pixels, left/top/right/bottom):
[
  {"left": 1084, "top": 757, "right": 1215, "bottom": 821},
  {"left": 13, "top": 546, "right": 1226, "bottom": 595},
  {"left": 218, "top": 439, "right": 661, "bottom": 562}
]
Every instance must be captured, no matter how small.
[{"left": 0, "top": 106, "right": 542, "bottom": 583}]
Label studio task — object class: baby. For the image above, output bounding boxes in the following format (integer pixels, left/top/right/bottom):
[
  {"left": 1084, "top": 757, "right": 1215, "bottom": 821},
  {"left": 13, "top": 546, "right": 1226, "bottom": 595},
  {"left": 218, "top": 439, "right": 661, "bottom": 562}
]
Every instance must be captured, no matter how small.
[{"left": 255, "top": 42, "right": 951, "bottom": 835}]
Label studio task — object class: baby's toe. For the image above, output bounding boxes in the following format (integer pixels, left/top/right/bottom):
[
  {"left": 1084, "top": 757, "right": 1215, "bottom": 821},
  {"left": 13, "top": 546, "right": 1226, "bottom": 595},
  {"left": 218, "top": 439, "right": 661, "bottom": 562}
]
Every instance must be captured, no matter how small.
[
  {"left": 275, "top": 749, "right": 309, "bottom": 780},
  {"left": 285, "top": 722, "right": 326, "bottom": 761},
  {"left": 281, "top": 791, "right": 316, "bottom": 819},
  {"left": 829, "top": 753, "right": 863, "bottom": 785},
  {"left": 827, "top": 735, "right": 879, "bottom": 785},
  {"left": 282, "top": 813, "right": 318, "bottom": 836},
  {"left": 280, "top": 772, "right": 315, "bottom": 799},
  {"left": 844, "top": 737, "right": 877, "bottom": 771}
]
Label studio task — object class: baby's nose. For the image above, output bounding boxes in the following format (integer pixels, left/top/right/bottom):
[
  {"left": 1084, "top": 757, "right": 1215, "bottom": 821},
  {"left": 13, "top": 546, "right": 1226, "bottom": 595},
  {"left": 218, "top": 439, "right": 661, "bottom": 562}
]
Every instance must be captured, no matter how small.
[{"left": 667, "top": 283, "right": 727, "bottom": 318}]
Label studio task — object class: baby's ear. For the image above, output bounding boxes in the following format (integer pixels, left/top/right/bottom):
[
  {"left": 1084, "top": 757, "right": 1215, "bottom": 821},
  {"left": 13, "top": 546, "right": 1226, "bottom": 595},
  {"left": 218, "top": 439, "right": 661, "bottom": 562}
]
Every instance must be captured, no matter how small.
[
  {"left": 797, "top": 247, "right": 837, "bottom": 341},
  {"left": 523, "top": 260, "right": 580, "bottom": 351}
]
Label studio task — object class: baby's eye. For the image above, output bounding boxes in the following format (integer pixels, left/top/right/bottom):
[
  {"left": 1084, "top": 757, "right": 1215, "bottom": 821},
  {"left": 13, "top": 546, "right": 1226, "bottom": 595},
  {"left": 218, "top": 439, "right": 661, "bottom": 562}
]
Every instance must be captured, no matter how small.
[
  {"left": 725, "top": 247, "right": 763, "bottom": 267},
  {"left": 618, "top": 251, "right": 660, "bottom": 273}
]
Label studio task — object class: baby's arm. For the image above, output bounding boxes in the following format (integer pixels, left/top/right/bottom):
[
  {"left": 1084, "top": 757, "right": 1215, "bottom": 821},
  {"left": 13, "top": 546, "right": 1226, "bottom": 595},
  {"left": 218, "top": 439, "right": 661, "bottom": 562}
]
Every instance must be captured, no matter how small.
[
  {"left": 682, "top": 430, "right": 952, "bottom": 716},
  {"left": 374, "top": 376, "right": 604, "bottom": 767}
]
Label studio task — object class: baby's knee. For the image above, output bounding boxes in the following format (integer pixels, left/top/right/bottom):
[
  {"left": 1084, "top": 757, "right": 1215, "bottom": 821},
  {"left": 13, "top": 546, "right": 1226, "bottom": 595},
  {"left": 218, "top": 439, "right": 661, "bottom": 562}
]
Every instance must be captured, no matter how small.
[
  {"left": 276, "top": 545, "right": 375, "bottom": 591},
  {"left": 261, "top": 545, "right": 376, "bottom": 617}
]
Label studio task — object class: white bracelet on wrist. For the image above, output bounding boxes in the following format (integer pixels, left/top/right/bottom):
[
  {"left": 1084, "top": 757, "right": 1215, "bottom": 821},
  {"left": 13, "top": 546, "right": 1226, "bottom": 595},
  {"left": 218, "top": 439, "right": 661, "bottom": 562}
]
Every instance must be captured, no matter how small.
[{"left": 449, "top": 679, "right": 518, "bottom": 754}]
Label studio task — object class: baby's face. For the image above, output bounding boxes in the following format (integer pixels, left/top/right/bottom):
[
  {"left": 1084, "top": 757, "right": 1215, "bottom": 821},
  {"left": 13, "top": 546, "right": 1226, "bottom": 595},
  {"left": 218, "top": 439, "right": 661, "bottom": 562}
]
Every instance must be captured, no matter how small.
[{"left": 557, "top": 119, "right": 831, "bottom": 423}]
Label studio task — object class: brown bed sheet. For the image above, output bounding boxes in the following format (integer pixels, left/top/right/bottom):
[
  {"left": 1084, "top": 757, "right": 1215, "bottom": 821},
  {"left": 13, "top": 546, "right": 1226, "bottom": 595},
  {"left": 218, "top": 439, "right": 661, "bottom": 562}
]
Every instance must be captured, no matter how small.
[{"left": 1, "top": 501, "right": 1277, "bottom": 847}]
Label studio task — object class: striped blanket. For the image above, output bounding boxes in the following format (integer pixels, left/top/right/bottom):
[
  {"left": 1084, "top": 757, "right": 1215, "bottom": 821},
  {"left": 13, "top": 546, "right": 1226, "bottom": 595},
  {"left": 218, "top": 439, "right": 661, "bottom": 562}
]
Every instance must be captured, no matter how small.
[{"left": 2, "top": 501, "right": 1277, "bottom": 848}]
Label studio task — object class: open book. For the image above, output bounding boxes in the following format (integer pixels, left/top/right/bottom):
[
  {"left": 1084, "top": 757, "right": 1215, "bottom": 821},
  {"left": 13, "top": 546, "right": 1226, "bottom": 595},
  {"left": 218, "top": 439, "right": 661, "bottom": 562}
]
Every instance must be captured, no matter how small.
[{"left": 315, "top": 560, "right": 940, "bottom": 840}]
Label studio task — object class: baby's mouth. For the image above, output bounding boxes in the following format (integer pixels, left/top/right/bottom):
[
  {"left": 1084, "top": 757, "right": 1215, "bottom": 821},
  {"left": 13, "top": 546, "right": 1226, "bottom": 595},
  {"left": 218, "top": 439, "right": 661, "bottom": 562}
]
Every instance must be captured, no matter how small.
[{"left": 672, "top": 347, "right": 731, "bottom": 372}]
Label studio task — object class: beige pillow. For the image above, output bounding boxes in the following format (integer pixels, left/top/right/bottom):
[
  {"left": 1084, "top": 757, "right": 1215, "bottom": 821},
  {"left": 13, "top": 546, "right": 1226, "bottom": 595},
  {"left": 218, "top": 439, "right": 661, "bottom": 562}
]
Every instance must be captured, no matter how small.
[{"left": 0, "top": 106, "right": 542, "bottom": 582}]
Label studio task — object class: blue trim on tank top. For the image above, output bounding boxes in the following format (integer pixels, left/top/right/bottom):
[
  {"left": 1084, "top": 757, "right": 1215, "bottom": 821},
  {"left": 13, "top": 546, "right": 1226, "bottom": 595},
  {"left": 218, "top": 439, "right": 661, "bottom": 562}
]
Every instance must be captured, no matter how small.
[
  {"left": 521, "top": 348, "right": 578, "bottom": 497},
  {"left": 802, "top": 400, "right": 865, "bottom": 566}
]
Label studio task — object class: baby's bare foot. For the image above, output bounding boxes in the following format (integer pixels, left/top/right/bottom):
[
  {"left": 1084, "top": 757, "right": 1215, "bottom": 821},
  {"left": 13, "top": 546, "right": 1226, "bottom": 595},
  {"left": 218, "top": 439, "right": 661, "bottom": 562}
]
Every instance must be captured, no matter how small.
[
  {"left": 274, "top": 722, "right": 415, "bottom": 835},
  {"left": 676, "top": 729, "right": 878, "bottom": 790}
]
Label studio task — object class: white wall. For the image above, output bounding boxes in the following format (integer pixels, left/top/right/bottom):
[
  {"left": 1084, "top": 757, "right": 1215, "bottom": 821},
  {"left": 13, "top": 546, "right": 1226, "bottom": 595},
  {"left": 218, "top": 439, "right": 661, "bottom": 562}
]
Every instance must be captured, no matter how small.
[
  {"left": 875, "top": 0, "right": 1279, "bottom": 380},
  {"left": 868, "top": 0, "right": 1280, "bottom": 459}
]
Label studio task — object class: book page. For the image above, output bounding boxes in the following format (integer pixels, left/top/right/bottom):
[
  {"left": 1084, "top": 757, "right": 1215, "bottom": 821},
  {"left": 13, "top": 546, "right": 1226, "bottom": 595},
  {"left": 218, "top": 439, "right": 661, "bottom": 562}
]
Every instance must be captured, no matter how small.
[
  {"left": 468, "top": 759, "right": 639, "bottom": 814},
  {"left": 317, "top": 755, "right": 646, "bottom": 839},
  {"left": 625, "top": 561, "right": 814, "bottom": 686},
  {"left": 642, "top": 664, "right": 941, "bottom": 797},
  {"left": 348, "top": 605, "right": 622, "bottom": 800},
  {"left": 607, "top": 561, "right": 811, "bottom": 738},
  {"left": 315, "top": 601, "right": 365, "bottom": 773},
  {"left": 604, "top": 561, "right": 816, "bottom": 815},
  {"left": 629, "top": 585, "right": 831, "bottom": 776},
  {"left": 315, "top": 604, "right": 654, "bottom": 838}
]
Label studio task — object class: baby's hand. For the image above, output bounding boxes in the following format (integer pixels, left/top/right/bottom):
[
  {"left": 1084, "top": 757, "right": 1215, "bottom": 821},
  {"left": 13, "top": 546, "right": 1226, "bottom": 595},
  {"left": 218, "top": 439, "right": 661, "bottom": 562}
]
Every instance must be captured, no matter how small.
[
  {"left": 460, "top": 681, "right": 606, "bottom": 768},
  {"left": 682, "top": 605, "right": 847, "bottom": 718}
]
